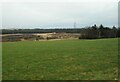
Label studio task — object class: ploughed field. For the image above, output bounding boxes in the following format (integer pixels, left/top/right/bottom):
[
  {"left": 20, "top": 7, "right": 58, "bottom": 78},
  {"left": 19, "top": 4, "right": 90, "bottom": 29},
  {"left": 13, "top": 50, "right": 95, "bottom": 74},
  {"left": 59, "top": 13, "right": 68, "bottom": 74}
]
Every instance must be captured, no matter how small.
[{"left": 2, "top": 38, "right": 118, "bottom": 80}]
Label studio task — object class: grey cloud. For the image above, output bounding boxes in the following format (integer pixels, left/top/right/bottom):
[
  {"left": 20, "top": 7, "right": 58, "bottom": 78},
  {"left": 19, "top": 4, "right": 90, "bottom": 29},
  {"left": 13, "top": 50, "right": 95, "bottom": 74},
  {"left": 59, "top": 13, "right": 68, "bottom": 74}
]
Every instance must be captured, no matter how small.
[{"left": 2, "top": 1, "right": 118, "bottom": 29}]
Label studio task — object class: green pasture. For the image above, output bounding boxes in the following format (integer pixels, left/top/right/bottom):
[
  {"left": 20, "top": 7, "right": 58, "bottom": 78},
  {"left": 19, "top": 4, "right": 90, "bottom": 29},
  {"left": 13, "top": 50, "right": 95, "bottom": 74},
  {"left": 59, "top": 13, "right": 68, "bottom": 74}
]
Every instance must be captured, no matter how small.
[{"left": 2, "top": 38, "right": 118, "bottom": 80}]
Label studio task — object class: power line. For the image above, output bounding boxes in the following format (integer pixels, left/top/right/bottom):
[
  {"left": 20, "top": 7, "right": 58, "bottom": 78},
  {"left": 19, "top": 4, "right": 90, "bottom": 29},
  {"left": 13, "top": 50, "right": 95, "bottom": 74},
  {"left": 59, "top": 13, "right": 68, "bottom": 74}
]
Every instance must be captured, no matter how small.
[{"left": 74, "top": 22, "right": 76, "bottom": 28}]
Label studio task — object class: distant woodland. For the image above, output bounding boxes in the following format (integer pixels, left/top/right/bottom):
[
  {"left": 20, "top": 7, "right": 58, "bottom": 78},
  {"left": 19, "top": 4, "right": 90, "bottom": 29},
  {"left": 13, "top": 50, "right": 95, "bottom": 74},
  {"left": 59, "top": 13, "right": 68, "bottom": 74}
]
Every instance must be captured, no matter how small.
[{"left": 1, "top": 24, "right": 120, "bottom": 39}]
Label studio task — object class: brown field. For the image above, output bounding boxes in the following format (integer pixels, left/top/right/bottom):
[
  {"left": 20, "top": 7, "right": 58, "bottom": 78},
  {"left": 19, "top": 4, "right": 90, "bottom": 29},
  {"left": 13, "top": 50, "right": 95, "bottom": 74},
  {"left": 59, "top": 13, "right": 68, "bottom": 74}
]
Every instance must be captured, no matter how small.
[{"left": 0, "top": 33, "right": 81, "bottom": 42}]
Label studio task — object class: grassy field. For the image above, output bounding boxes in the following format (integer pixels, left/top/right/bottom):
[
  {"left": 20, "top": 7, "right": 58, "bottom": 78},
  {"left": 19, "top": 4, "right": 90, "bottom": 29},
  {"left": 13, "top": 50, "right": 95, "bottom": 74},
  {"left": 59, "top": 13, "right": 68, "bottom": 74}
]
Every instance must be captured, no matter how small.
[{"left": 2, "top": 38, "right": 118, "bottom": 80}]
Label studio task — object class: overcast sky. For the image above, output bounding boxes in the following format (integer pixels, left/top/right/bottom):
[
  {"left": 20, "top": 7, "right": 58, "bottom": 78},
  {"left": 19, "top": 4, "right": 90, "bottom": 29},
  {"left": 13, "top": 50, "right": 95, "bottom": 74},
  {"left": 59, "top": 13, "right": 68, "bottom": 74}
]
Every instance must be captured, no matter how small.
[{"left": 1, "top": 0, "right": 119, "bottom": 29}]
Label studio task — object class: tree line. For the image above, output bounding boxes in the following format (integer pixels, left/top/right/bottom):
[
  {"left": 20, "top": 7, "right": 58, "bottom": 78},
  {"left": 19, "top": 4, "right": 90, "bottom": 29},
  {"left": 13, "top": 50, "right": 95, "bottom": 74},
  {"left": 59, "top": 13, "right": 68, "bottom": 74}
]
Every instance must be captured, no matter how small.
[
  {"left": 1, "top": 24, "right": 119, "bottom": 39},
  {"left": 1, "top": 28, "right": 82, "bottom": 34},
  {"left": 80, "top": 24, "right": 119, "bottom": 39}
]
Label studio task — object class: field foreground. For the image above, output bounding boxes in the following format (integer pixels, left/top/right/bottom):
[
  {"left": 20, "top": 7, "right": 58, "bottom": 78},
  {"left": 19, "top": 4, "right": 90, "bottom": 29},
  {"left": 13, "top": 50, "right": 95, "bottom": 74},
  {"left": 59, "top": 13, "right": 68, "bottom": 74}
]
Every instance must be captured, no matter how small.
[{"left": 2, "top": 38, "right": 118, "bottom": 80}]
